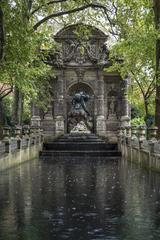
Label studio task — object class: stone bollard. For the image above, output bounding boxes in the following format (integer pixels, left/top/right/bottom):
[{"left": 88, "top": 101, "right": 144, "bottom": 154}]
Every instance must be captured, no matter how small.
[
  {"left": 148, "top": 126, "right": 158, "bottom": 152},
  {"left": 138, "top": 125, "right": 146, "bottom": 149},
  {"left": 35, "top": 127, "right": 41, "bottom": 144},
  {"left": 131, "top": 125, "right": 138, "bottom": 140},
  {"left": 148, "top": 126, "right": 158, "bottom": 141},
  {"left": 40, "top": 128, "right": 44, "bottom": 142},
  {"left": 117, "top": 127, "right": 123, "bottom": 142},
  {"left": 14, "top": 126, "right": 22, "bottom": 149},
  {"left": 2, "top": 126, "right": 11, "bottom": 153},
  {"left": 126, "top": 126, "right": 131, "bottom": 145},
  {"left": 23, "top": 125, "right": 30, "bottom": 136},
  {"left": 22, "top": 125, "right": 30, "bottom": 147},
  {"left": 121, "top": 127, "right": 126, "bottom": 144},
  {"left": 3, "top": 126, "right": 10, "bottom": 140},
  {"left": 30, "top": 126, "right": 38, "bottom": 145}
]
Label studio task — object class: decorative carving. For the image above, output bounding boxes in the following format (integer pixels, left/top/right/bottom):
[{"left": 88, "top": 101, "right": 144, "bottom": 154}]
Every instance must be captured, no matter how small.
[
  {"left": 63, "top": 40, "right": 77, "bottom": 62},
  {"left": 71, "top": 121, "right": 91, "bottom": 134},
  {"left": 46, "top": 38, "right": 110, "bottom": 67},
  {"left": 62, "top": 39, "right": 109, "bottom": 65},
  {"left": 108, "top": 97, "right": 118, "bottom": 116},
  {"left": 55, "top": 50, "right": 64, "bottom": 67},
  {"left": 98, "top": 44, "right": 110, "bottom": 65},
  {"left": 75, "top": 68, "right": 85, "bottom": 82},
  {"left": 107, "top": 86, "right": 119, "bottom": 119},
  {"left": 108, "top": 85, "right": 118, "bottom": 96}
]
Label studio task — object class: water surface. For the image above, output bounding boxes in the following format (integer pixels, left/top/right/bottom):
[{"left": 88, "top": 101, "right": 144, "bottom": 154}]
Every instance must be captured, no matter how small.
[{"left": 0, "top": 159, "right": 160, "bottom": 240}]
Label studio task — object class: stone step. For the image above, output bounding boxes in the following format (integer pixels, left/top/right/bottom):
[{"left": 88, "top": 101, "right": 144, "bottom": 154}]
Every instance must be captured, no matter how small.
[
  {"left": 40, "top": 150, "right": 121, "bottom": 159},
  {"left": 43, "top": 143, "right": 118, "bottom": 151},
  {"left": 40, "top": 134, "right": 121, "bottom": 160},
  {"left": 56, "top": 139, "right": 104, "bottom": 143},
  {"left": 56, "top": 134, "right": 102, "bottom": 140}
]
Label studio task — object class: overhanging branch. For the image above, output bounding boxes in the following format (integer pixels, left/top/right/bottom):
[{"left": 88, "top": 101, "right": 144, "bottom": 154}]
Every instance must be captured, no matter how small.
[
  {"left": 0, "top": 86, "right": 13, "bottom": 100},
  {"left": 33, "top": 3, "right": 112, "bottom": 31},
  {"left": 31, "top": 0, "right": 68, "bottom": 15}
]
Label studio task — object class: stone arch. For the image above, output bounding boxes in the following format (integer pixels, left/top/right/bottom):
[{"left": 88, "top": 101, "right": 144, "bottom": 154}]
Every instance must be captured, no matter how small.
[
  {"left": 55, "top": 24, "right": 107, "bottom": 41},
  {"left": 67, "top": 82, "right": 94, "bottom": 96}
]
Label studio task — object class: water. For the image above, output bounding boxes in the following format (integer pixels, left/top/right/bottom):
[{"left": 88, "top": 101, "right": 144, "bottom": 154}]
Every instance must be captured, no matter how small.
[{"left": 0, "top": 159, "right": 160, "bottom": 240}]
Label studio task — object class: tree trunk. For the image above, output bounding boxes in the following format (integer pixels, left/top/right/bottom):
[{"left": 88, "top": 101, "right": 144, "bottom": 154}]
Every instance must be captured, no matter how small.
[
  {"left": 12, "top": 87, "right": 23, "bottom": 125},
  {"left": 143, "top": 98, "right": 150, "bottom": 127},
  {"left": 154, "top": 0, "right": 160, "bottom": 137},
  {"left": 0, "top": 4, "right": 5, "bottom": 61},
  {"left": 0, "top": 100, "right": 4, "bottom": 138},
  {"left": 0, "top": 100, "right": 5, "bottom": 126}
]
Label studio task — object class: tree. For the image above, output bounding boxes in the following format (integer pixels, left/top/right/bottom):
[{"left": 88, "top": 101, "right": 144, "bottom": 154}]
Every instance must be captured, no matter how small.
[
  {"left": 107, "top": 0, "right": 157, "bottom": 126},
  {"left": 0, "top": 4, "right": 4, "bottom": 61},
  {"left": 0, "top": 0, "right": 158, "bottom": 129},
  {"left": 0, "top": 0, "right": 116, "bottom": 126},
  {"left": 154, "top": 0, "right": 160, "bottom": 136}
]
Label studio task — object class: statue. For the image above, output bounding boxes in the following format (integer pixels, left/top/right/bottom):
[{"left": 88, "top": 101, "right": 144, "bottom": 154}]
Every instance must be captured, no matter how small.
[
  {"left": 72, "top": 91, "right": 90, "bottom": 116},
  {"left": 68, "top": 91, "right": 92, "bottom": 133}
]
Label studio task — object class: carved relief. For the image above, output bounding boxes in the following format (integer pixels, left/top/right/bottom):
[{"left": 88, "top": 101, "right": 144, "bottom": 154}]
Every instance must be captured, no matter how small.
[
  {"left": 98, "top": 44, "right": 109, "bottom": 64},
  {"left": 46, "top": 39, "right": 109, "bottom": 67},
  {"left": 62, "top": 39, "right": 109, "bottom": 65},
  {"left": 75, "top": 68, "right": 85, "bottom": 81}
]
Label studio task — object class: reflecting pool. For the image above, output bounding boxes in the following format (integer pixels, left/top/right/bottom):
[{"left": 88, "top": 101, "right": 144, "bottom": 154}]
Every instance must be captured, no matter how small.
[{"left": 0, "top": 159, "right": 160, "bottom": 240}]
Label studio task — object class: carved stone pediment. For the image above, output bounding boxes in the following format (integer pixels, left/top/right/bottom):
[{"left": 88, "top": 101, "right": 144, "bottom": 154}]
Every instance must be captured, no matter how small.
[
  {"left": 63, "top": 39, "right": 99, "bottom": 64},
  {"left": 49, "top": 24, "right": 110, "bottom": 67}
]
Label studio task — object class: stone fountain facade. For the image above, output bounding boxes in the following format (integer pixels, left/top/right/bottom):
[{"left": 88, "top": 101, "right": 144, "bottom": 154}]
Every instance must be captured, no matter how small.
[{"left": 31, "top": 24, "right": 130, "bottom": 142}]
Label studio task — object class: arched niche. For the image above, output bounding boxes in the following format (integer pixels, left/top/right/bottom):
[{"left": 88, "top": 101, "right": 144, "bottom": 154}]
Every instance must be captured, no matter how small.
[
  {"left": 67, "top": 82, "right": 94, "bottom": 96},
  {"left": 66, "top": 82, "right": 95, "bottom": 133}
]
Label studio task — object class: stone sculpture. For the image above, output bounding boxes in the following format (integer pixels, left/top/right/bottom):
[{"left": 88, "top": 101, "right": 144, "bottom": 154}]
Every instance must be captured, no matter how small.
[
  {"left": 70, "top": 121, "right": 91, "bottom": 134},
  {"left": 72, "top": 91, "right": 90, "bottom": 116},
  {"left": 68, "top": 91, "right": 91, "bottom": 133}
]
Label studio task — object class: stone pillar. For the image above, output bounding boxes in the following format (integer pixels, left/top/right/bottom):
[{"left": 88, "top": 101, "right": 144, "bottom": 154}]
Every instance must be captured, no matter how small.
[
  {"left": 31, "top": 103, "right": 41, "bottom": 127},
  {"left": 54, "top": 70, "right": 65, "bottom": 136},
  {"left": 96, "top": 69, "right": 106, "bottom": 136},
  {"left": 120, "top": 77, "right": 130, "bottom": 127}
]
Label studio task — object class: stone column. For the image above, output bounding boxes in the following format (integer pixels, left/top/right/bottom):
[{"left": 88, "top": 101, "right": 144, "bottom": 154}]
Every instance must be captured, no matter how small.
[
  {"left": 31, "top": 103, "right": 41, "bottom": 127},
  {"left": 54, "top": 70, "right": 65, "bottom": 136},
  {"left": 96, "top": 69, "right": 106, "bottom": 136},
  {"left": 120, "top": 77, "right": 130, "bottom": 127}
]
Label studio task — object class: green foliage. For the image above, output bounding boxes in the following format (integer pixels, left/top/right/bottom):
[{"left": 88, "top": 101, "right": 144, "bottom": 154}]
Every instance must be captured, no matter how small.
[
  {"left": 131, "top": 105, "right": 142, "bottom": 119},
  {"left": 107, "top": 0, "right": 157, "bottom": 120},
  {"left": 0, "top": 0, "right": 158, "bottom": 124},
  {"left": 131, "top": 117, "right": 145, "bottom": 126},
  {"left": 22, "top": 98, "right": 31, "bottom": 124},
  {"left": 0, "top": 0, "right": 52, "bottom": 101},
  {"left": 3, "top": 95, "right": 12, "bottom": 125}
]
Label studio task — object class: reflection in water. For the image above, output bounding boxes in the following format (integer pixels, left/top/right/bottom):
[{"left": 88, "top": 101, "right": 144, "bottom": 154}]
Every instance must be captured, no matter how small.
[{"left": 0, "top": 159, "right": 160, "bottom": 240}]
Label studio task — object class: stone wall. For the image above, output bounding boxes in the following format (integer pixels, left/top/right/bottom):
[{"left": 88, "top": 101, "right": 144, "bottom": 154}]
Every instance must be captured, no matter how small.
[{"left": 119, "top": 126, "right": 160, "bottom": 171}]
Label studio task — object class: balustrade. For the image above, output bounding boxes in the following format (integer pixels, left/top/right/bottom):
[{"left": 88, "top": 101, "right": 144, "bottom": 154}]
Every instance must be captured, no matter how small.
[
  {"left": 0, "top": 125, "right": 43, "bottom": 157},
  {"left": 119, "top": 124, "right": 160, "bottom": 171}
]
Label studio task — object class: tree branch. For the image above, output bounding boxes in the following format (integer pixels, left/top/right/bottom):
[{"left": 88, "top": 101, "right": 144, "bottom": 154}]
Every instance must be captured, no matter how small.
[
  {"left": 31, "top": 0, "right": 68, "bottom": 15},
  {"left": 0, "top": 87, "right": 13, "bottom": 100},
  {"left": 145, "top": 75, "right": 156, "bottom": 98},
  {"left": 131, "top": 70, "right": 145, "bottom": 97},
  {"left": 0, "top": 84, "right": 5, "bottom": 93},
  {"left": 33, "top": 3, "right": 112, "bottom": 31}
]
